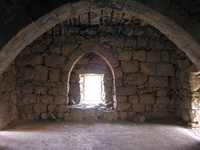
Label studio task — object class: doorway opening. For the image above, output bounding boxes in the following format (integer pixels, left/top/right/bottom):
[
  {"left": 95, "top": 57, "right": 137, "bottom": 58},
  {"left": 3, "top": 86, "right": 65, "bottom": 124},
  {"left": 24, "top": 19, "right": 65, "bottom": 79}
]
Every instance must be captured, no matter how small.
[{"left": 79, "top": 74, "right": 104, "bottom": 104}]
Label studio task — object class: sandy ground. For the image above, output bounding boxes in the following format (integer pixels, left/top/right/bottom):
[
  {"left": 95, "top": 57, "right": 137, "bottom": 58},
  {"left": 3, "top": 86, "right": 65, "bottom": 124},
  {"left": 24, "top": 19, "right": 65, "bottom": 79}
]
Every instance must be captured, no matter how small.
[{"left": 0, "top": 118, "right": 200, "bottom": 150}]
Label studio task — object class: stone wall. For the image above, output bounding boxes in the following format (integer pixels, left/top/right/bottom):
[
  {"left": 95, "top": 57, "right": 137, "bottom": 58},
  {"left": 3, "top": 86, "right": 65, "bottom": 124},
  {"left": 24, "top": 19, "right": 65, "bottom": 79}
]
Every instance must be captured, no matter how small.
[
  {"left": 69, "top": 52, "right": 113, "bottom": 105},
  {"left": 0, "top": 63, "right": 17, "bottom": 129},
  {"left": 12, "top": 23, "right": 184, "bottom": 121}
]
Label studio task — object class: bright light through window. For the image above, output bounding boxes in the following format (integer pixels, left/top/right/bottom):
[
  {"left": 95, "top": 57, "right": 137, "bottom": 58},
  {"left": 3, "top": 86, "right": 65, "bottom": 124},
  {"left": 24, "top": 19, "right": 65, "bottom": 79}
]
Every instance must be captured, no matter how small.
[{"left": 79, "top": 74, "right": 104, "bottom": 104}]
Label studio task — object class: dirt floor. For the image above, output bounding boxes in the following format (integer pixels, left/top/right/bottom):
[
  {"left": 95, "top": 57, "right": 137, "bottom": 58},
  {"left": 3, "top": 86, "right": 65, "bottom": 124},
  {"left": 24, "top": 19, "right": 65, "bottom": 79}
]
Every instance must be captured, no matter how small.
[{"left": 0, "top": 118, "right": 200, "bottom": 150}]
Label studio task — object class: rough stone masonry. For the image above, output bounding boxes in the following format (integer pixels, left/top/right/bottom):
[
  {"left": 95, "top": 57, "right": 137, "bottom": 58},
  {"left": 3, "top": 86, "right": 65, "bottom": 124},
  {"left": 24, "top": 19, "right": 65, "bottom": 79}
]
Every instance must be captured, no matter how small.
[{"left": 0, "top": 14, "right": 199, "bottom": 128}]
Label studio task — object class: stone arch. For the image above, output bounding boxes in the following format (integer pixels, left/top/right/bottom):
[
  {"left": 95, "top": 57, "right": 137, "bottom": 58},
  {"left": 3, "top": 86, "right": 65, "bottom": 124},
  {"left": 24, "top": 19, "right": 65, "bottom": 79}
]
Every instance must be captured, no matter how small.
[
  {"left": 66, "top": 44, "right": 117, "bottom": 107},
  {"left": 0, "top": 0, "right": 200, "bottom": 76}
]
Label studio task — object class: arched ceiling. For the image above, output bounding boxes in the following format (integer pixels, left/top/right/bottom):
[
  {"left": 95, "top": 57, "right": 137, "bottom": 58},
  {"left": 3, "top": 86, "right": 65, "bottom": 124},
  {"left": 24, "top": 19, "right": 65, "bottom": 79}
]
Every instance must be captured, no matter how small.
[{"left": 0, "top": 0, "right": 200, "bottom": 75}]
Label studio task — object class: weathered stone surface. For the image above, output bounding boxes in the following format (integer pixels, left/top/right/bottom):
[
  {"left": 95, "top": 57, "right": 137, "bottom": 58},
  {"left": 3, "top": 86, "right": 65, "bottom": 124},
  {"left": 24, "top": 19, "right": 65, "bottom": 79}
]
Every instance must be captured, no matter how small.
[
  {"left": 21, "top": 68, "right": 34, "bottom": 79},
  {"left": 125, "top": 38, "right": 136, "bottom": 47},
  {"left": 121, "top": 61, "right": 139, "bottom": 73},
  {"left": 30, "top": 54, "right": 43, "bottom": 66},
  {"left": 45, "top": 54, "right": 65, "bottom": 66},
  {"left": 49, "top": 42, "right": 61, "bottom": 54},
  {"left": 48, "top": 87, "right": 57, "bottom": 95},
  {"left": 110, "top": 38, "right": 124, "bottom": 48},
  {"left": 149, "top": 77, "right": 168, "bottom": 87},
  {"left": 83, "top": 106, "right": 96, "bottom": 116},
  {"left": 140, "top": 94, "right": 155, "bottom": 104},
  {"left": 103, "top": 110, "right": 117, "bottom": 120},
  {"left": 116, "top": 96, "right": 127, "bottom": 103},
  {"left": 190, "top": 72, "right": 200, "bottom": 92},
  {"left": 53, "top": 36, "right": 66, "bottom": 43},
  {"left": 116, "top": 86, "right": 136, "bottom": 95},
  {"left": 33, "top": 103, "right": 47, "bottom": 113},
  {"left": 69, "top": 83, "right": 79, "bottom": 94},
  {"left": 23, "top": 94, "right": 36, "bottom": 104},
  {"left": 71, "top": 107, "right": 84, "bottom": 117},
  {"left": 62, "top": 42, "right": 79, "bottom": 55},
  {"left": 117, "top": 102, "right": 131, "bottom": 111},
  {"left": 132, "top": 104, "right": 145, "bottom": 112},
  {"left": 182, "top": 110, "right": 190, "bottom": 122},
  {"left": 137, "top": 37, "right": 148, "bottom": 47},
  {"left": 56, "top": 105, "right": 67, "bottom": 112},
  {"left": 108, "top": 56, "right": 119, "bottom": 68},
  {"left": 157, "top": 63, "right": 174, "bottom": 76},
  {"left": 129, "top": 96, "right": 138, "bottom": 104},
  {"left": 55, "top": 95, "right": 67, "bottom": 104},
  {"left": 35, "top": 65, "right": 48, "bottom": 81},
  {"left": 114, "top": 67, "right": 123, "bottom": 79},
  {"left": 133, "top": 114, "right": 145, "bottom": 123},
  {"left": 140, "top": 62, "right": 156, "bottom": 75},
  {"left": 156, "top": 97, "right": 170, "bottom": 104},
  {"left": 132, "top": 50, "right": 146, "bottom": 61},
  {"left": 149, "top": 39, "right": 165, "bottom": 50},
  {"left": 118, "top": 50, "right": 132, "bottom": 60},
  {"left": 35, "top": 86, "right": 47, "bottom": 95},
  {"left": 126, "top": 73, "right": 147, "bottom": 85},
  {"left": 119, "top": 111, "right": 127, "bottom": 120},
  {"left": 184, "top": 97, "right": 191, "bottom": 109},
  {"left": 49, "top": 69, "right": 60, "bottom": 82},
  {"left": 31, "top": 41, "right": 47, "bottom": 53},
  {"left": 80, "top": 42, "right": 93, "bottom": 52},
  {"left": 2, "top": 93, "right": 10, "bottom": 103},
  {"left": 157, "top": 90, "right": 167, "bottom": 97},
  {"left": 147, "top": 51, "right": 160, "bottom": 62},
  {"left": 161, "top": 51, "right": 169, "bottom": 62},
  {"left": 40, "top": 95, "right": 54, "bottom": 104}
]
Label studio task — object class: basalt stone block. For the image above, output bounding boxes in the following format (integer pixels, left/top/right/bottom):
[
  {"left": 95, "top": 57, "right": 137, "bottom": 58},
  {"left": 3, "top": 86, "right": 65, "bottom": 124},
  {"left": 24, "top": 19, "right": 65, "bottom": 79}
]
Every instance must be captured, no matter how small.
[
  {"left": 31, "top": 41, "right": 47, "bottom": 53},
  {"left": 149, "top": 39, "right": 165, "bottom": 50},
  {"left": 133, "top": 114, "right": 145, "bottom": 123},
  {"left": 121, "top": 61, "right": 139, "bottom": 73},
  {"left": 140, "top": 62, "right": 156, "bottom": 75},
  {"left": 125, "top": 37, "right": 137, "bottom": 47},
  {"left": 132, "top": 104, "right": 145, "bottom": 112},
  {"left": 83, "top": 106, "right": 96, "bottom": 117},
  {"left": 116, "top": 96, "right": 127, "bottom": 103},
  {"left": 149, "top": 77, "right": 168, "bottom": 87},
  {"left": 29, "top": 54, "right": 43, "bottom": 66},
  {"left": 71, "top": 107, "right": 84, "bottom": 117},
  {"left": 80, "top": 42, "right": 93, "bottom": 52},
  {"left": 156, "top": 97, "right": 170, "bottom": 104},
  {"left": 147, "top": 51, "right": 160, "bottom": 62},
  {"left": 126, "top": 73, "right": 147, "bottom": 85},
  {"left": 33, "top": 103, "right": 47, "bottom": 113},
  {"left": 116, "top": 86, "right": 136, "bottom": 95},
  {"left": 117, "top": 102, "right": 131, "bottom": 111},
  {"left": 110, "top": 37, "right": 124, "bottom": 48},
  {"left": 133, "top": 50, "right": 146, "bottom": 61},
  {"left": 40, "top": 95, "right": 54, "bottom": 104},
  {"left": 53, "top": 36, "right": 66, "bottom": 43},
  {"left": 129, "top": 95, "right": 138, "bottom": 104},
  {"left": 55, "top": 95, "right": 67, "bottom": 104},
  {"left": 139, "top": 94, "right": 155, "bottom": 104},
  {"left": 49, "top": 42, "right": 61, "bottom": 54},
  {"left": 157, "top": 63, "right": 174, "bottom": 76},
  {"left": 118, "top": 50, "right": 132, "bottom": 60},
  {"left": 35, "top": 86, "right": 47, "bottom": 95},
  {"left": 137, "top": 37, "right": 149, "bottom": 47},
  {"left": 103, "top": 110, "right": 118, "bottom": 120},
  {"left": 21, "top": 67, "right": 34, "bottom": 80},
  {"left": 49, "top": 68, "right": 60, "bottom": 82},
  {"left": 56, "top": 105, "right": 68, "bottom": 112},
  {"left": 45, "top": 54, "right": 65, "bottom": 66},
  {"left": 35, "top": 65, "right": 48, "bottom": 81}
]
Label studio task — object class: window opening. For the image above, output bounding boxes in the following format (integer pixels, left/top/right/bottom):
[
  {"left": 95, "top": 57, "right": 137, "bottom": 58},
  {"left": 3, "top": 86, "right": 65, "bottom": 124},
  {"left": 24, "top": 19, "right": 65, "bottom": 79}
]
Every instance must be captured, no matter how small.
[{"left": 79, "top": 74, "right": 104, "bottom": 104}]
